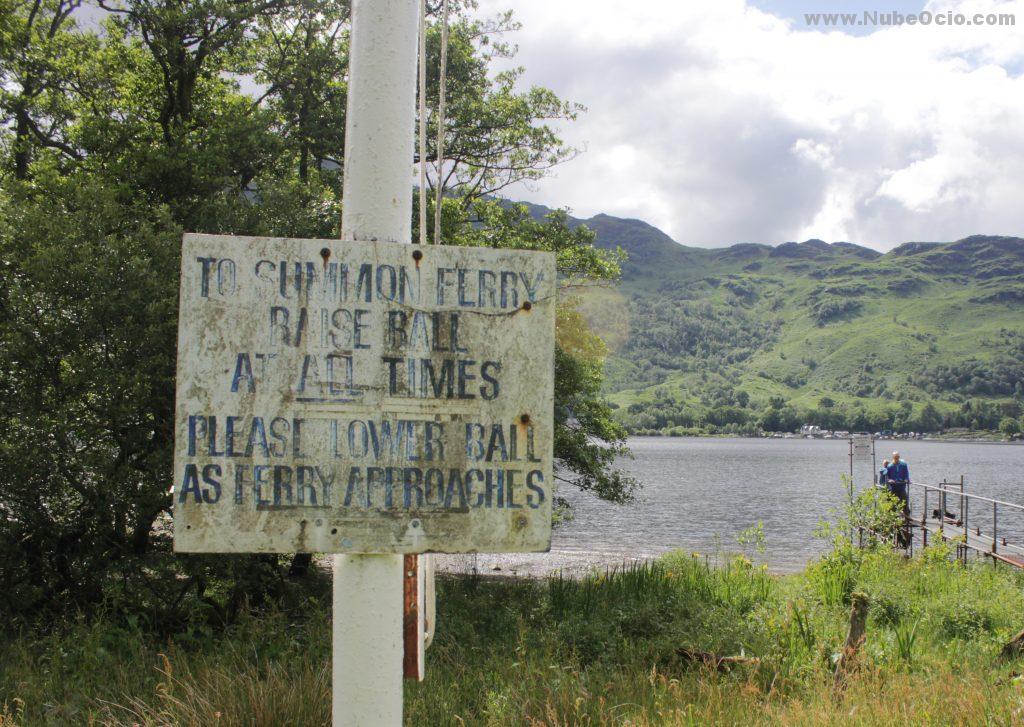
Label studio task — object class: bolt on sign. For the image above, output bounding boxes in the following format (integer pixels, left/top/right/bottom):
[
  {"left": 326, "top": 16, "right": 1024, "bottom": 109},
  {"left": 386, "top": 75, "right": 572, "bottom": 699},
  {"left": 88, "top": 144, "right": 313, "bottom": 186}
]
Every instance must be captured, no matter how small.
[{"left": 173, "top": 234, "right": 555, "bottom": 554}]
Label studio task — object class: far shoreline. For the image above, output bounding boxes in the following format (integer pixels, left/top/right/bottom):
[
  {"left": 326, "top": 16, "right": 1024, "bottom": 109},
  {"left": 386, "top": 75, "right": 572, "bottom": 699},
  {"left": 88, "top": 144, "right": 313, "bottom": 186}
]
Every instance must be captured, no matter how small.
[{"left": 624, "top": 432, "right": 1023, "bottom": 445}]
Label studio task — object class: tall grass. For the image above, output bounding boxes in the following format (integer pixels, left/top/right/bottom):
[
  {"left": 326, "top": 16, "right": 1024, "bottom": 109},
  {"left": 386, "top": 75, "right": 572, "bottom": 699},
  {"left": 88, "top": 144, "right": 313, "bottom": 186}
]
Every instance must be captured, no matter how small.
[
  {"left": 0, "top": 605, "right": 332, "bottom": 726},
  {"left": 893, "top": 616, "right": 921, "bottom": 664},
  {"left": 3, "top": 545, "right": 1024, "bottom": 725}
]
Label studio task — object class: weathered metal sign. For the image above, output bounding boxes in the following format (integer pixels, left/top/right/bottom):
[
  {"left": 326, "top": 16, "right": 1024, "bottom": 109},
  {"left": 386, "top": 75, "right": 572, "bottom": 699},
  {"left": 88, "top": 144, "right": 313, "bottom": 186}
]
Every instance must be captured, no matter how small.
[
  {"left": 173, "top": 234, "right": 555, "bottom": 554},
  {"left": 852, "top": 436, "right": 873, "bottom": 460}
]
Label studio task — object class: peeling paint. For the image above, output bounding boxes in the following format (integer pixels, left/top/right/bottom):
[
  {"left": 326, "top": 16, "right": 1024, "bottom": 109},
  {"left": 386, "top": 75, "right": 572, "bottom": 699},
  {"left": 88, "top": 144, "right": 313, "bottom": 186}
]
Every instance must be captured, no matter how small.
[{"left": 174, "top": 234, "right": 555, "bottom": 554}]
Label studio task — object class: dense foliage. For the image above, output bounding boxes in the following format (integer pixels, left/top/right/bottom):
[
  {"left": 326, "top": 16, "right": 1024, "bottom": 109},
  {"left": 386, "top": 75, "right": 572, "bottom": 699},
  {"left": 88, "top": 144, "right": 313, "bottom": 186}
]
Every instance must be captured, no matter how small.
[
  {"left": 559, "top": 210, "right": 1024, "bottom": 437},
  {"left": 0, "top": 0, "right": 630, "bottom": 623}
]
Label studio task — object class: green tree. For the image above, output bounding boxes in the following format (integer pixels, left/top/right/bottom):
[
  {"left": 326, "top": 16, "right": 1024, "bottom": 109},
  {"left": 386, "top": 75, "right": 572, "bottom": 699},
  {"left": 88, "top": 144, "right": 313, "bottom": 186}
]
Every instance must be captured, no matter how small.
[
  {"left": 759, "top": 405, "right": 800, "bottom": 433},
  {"left": 417, "top": 10, "right": 583, "bottom": 207},
  {"left": 0, "top": 0, "right": 91, "bottom": 178},
  {"left": 893, "top": 400, "right": 914, "bottom": 432},
  {"left": 246, "top": 0, "right": 349, "bottom": 183},
  {"left": 999, "top": 416, "right": 1020, "bottom": 437},
  {"left": 917, "top": 401, "right": 943, "bottom": 433},
  {"left": 0, "top": 172, "right": 183, "bottom": 619},
  {"left": 0, "top": 1, "right": 633, "bottom": 620}
]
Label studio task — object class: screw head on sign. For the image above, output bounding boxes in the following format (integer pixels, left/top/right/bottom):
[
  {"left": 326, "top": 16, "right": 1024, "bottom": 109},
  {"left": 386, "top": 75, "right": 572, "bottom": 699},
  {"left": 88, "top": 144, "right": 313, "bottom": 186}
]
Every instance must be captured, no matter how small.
[{"left": 412, "top": 249, "right": 423, "bottom": 261}]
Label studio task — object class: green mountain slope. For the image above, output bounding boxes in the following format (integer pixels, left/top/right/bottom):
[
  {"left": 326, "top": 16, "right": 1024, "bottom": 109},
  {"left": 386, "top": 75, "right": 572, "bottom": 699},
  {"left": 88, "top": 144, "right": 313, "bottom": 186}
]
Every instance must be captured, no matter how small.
[{"left": 525, "top": 202, "right": 1024, "bottom": 435}]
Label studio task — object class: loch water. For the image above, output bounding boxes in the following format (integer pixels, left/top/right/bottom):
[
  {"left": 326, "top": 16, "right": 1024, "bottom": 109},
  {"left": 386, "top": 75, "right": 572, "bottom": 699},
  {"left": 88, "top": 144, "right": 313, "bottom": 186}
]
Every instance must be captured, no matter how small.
[{"left": 549, "top": 437, "right": 1024, "bottom": 572}]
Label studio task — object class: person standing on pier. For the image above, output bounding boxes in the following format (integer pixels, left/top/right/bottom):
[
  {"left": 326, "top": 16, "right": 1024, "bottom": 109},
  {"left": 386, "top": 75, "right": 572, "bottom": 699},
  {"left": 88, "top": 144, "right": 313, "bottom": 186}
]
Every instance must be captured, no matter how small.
[
  {"left": 878, "top": 459, "right": 889, "bottom": 488},
  {"left": 886, "top": 452, "right": 911, "bottom": 547},
  {"left": 886, "top": 451, "right": 910, "bottom": 511}
]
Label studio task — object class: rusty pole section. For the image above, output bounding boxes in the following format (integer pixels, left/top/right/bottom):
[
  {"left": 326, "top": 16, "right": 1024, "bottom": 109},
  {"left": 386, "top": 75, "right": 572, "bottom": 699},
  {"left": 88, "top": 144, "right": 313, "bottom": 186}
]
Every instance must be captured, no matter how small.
[
  {"left": 402, "top": 554, "right": 423, "bottom": 678},
  {"left": 334, "top": 0, "right": 419, "bottom": 724}
]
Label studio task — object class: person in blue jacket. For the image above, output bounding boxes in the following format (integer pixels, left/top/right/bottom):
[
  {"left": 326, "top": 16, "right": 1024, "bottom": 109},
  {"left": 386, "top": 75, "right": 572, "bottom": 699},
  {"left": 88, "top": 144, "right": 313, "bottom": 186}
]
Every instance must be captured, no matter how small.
[
  {"left": 886, "top": 452, "right": 911, "bottom": 542},
  {"left": 886, "top": 452, "right": 910, "bottom": 494}
]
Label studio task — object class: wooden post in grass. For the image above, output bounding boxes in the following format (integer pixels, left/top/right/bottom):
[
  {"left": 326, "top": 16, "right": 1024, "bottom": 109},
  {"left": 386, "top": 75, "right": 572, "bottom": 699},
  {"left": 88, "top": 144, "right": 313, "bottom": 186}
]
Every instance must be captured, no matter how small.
[
  {"left": 1000, "top": 628, "right": 1024, "bottom": 660},
  {"left": 833, "top": 592, "right": 869, "bottom": 691}
]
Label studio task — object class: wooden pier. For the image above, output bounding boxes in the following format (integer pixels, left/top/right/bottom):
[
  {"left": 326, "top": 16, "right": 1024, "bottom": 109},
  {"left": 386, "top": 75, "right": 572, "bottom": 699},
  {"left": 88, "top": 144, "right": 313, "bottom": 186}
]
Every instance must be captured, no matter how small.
[
  {"left": 920, "top": 514, "right": 1024, "bottom": 568},
  {"left": 862, "top": 480, "right": 1024, "bottom": 569}
]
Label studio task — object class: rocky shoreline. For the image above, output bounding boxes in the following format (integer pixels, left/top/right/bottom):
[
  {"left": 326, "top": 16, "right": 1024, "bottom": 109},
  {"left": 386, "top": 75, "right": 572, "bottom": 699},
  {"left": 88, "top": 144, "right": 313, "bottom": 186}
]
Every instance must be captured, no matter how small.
[{"left": 433, "top": 550, "right": 658, "bottom": 579}]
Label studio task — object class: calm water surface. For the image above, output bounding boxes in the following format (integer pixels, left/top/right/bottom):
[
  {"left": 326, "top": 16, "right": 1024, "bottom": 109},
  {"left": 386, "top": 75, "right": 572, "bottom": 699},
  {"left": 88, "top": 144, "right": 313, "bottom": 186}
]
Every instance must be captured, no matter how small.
[{"left": 551, "top": 437, "right": 1024, "bottom": 572}]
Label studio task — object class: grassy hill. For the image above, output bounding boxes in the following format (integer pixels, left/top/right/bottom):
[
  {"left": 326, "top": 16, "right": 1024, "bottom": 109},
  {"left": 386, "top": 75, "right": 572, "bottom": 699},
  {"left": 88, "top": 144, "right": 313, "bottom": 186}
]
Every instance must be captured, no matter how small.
[{"left": 523, "top": 202, "right": 1024, "bottom": 435}]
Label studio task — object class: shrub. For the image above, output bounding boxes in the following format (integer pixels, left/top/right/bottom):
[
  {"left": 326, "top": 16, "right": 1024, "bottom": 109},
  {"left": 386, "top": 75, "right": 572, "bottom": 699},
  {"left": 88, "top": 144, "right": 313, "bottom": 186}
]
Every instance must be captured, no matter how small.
[{"left": 941, "top": 603, "right": 994, "bottom": 640}]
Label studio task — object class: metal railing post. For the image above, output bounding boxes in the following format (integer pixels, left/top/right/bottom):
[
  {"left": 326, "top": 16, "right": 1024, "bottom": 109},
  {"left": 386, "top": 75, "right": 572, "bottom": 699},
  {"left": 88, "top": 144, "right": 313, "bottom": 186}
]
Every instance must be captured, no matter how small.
[
  {"left": 940, "top": 488, "right": 947, "bottom": 535},
  {"left": 959, "top": 480, "right": 964, "bottom": 525},
  {"left": 962, "top": 495, "right": 969, "bottom": 565},
  {"left": 959, "top": 477, "right": 965, "bottom": 564},
  {"left": 992, "top": 502, "right": 998, "bottom": 555},
  {"left": 922, "top": 487, "right": 928, "bottom": 548}
]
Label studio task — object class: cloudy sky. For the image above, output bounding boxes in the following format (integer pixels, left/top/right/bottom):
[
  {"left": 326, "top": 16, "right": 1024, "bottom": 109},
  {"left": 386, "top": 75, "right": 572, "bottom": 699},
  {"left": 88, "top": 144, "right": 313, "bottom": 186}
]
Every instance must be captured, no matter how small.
[{"left": 476, "top": 0, "right": 1024, "bottom": 250}]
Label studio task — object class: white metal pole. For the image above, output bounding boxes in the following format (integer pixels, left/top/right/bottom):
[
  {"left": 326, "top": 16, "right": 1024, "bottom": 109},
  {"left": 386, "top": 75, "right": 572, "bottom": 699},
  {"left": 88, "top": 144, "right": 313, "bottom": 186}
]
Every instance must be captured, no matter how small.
[
  {"left": 341, "top": 0, "right": 418, "bottom": 245},
  {"left": 335, "top": 0, "right": 418, "bottom": 725},
  {"left": 333, "top": 555, "right": 404, "bottom": 725}
]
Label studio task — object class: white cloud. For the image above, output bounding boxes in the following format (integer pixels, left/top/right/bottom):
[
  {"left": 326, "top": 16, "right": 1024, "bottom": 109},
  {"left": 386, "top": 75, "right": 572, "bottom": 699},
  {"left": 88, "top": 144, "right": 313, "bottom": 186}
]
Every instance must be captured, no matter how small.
[{"left": 477, "top": 0, "right": 1024, "bottom": 249}]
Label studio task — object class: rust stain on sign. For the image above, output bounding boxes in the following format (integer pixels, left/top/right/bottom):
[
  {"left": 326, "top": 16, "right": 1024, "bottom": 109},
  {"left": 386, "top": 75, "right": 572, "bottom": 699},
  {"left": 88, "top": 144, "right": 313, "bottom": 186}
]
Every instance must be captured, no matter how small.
[{"left": 173, "top": 234, "right": 555, "bottom": 554}]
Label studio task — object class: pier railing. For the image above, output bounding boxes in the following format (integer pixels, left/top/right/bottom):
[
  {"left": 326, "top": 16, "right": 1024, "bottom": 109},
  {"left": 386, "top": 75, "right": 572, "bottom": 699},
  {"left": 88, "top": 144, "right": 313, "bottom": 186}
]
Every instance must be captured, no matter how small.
[
  {"left": 858, "top": 480, "right": 1024, "bottom": 569},
  {"left": 913, "top": 481, "right": 1024, "bottom": 567}
]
